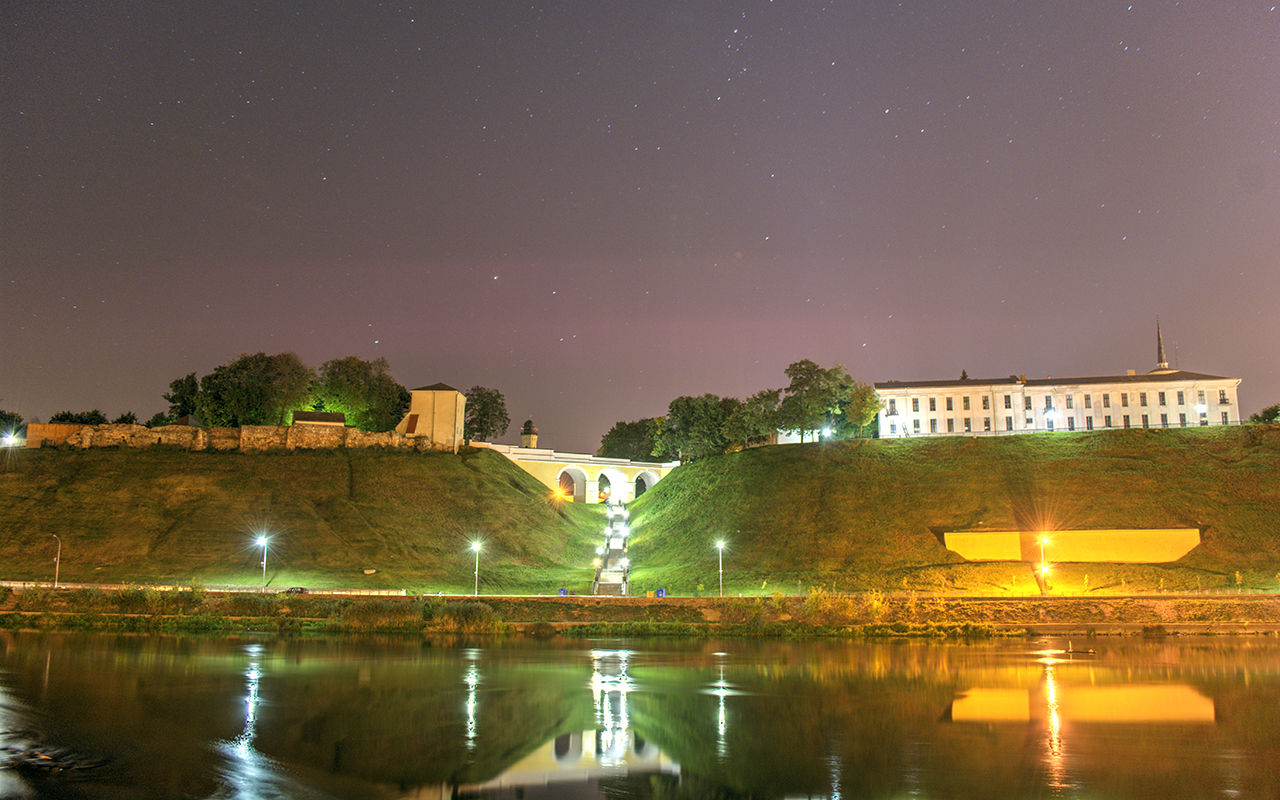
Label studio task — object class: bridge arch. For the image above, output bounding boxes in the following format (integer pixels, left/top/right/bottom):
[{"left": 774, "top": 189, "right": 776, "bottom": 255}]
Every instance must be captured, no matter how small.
[
  {"left": 595, "top": 466, "right": 632, "bottom": 503},
  {"left": 634, "top": 469, "right": 660, "bottom": 498},
  {"left": 558, "top": 465, "right": 590, "bottom": 503}
]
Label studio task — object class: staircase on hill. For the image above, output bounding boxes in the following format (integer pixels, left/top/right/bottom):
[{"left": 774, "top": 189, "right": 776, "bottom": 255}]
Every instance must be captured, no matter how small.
[{"left": 592, "top": 501, "right": 631, "bottom": 596}]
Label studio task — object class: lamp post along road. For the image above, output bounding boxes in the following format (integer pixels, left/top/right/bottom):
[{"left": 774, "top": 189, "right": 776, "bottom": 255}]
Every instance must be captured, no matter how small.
[
  {"left": 471, "top": 542, "right": 482, "bottom": 596},
  {"left": 51, "top": 534, "right": 61, "bottom": 589},
  {"left": 256, "top": 536, "right": 269, "bottom": 593},
  {"left": 716, "top": 540, "right": 725, "bottom": 597}
]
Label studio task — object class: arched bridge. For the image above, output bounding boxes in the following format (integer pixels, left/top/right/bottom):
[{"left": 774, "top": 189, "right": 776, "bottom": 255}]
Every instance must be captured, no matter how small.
[{"left": 476, "top": 443, "right": 680, "bottom": 503}]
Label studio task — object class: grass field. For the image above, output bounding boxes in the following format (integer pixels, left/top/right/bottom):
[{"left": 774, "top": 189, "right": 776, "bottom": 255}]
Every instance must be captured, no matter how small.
[
  {"left": 0, "top": 446, "right": 604, "bottom": 593},
  {"left": 626, "top": 425, "right": 1280, "bottom": 596},
  {"left": 3, "top": 425, "right": 1278, "bottom": 597}
]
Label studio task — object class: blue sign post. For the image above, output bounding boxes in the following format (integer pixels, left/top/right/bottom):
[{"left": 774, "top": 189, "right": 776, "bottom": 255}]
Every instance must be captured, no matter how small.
[
  {"left": 558, "top": 587, "right": 568, "bottom": 597},
  {"left": 655, "top": 588, "right": 666, "bottom": 598}
]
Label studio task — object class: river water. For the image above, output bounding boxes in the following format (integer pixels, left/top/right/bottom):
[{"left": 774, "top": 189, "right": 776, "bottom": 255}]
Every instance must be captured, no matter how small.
[{"left": 1, "top": 631, "right": 1278, "bottom": 799}]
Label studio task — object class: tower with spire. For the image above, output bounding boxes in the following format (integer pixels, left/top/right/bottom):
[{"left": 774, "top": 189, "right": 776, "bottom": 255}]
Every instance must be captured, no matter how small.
[{"left": 1155, "top": 319, "right": 1170, "bottom": 371}]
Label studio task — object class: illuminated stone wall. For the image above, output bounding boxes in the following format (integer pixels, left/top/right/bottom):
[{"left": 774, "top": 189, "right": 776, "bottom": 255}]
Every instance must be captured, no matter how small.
[
  {"left": 24, "top": 421, "right": 455, "bottom": 453},
  {"left": 944, "top": 528, "right": 1201, "bottom": 563}
]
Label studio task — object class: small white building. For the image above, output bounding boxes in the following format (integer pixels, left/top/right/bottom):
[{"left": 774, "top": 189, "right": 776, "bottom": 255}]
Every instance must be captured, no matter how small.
[
  {"left": 395, "top": 383, "right": 466, "bottom": 453},
  {"left": 875, "top": 328, "right": 1241, "bottom": 437}
]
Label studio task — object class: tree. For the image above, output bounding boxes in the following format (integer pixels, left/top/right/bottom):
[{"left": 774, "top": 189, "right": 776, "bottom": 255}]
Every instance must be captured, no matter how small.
[
  {"left": 598, "top": 417, "right": 665, "bottom": 461},
  {"left": 463, "top": 386, "right": 510, "bottom": 443},
  {"left": 653, "top": 394, "right": 732, "bottom": 462},
  {"left": 311, "top": 356, "right": 410, "bottom": 431},
  {"left": 112, "top": 411, "right": 138, "bottom": 425},
  {"left": 844, "top": 382, "right": 882, "bottom": 439},
  {"left": 49, "top": 409, "right": 108, "bottom": 424},
  {"left": 722, "top": 388, "right": 781, "bottom": 450},
  {"left": 0, "top": 408, "right": 21, "bottom": 436},
  {"left": 778, "top": 360, "right": 853, "bottom": 441},
  {"left": 196, "top": 352, "right": 313, "bottom": 427},
  {"left": 144, "top": 412, "right": 171, "bottom": 428},
  {"left": 1250, "top": 404, "right": 1280, "bottom": 425},
  {"left": 163, "top": 373, "right": 199, "bottom": 420},
  {"left": 960, "top": 369, "right": 969, "bottom": 380}
]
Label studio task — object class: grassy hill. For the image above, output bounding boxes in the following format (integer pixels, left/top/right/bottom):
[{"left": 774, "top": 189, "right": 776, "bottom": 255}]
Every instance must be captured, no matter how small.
[
  {"left": 625, "top": 426, "right": 1280, "bottom": 596},
  {"left": 0, "top": 447, "right": 604, "bottom": 593},
  {"left": 3, "top": 426, "right": 1278, "bottom": 597}
]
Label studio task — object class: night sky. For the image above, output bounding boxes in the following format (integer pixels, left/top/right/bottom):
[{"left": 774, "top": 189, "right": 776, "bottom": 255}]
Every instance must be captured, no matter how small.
[{"left": 4, "top": 2, "right": 1278, "bottom": 452}]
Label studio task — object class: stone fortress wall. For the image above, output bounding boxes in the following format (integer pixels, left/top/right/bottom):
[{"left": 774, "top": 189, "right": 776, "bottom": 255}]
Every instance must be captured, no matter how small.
[{"left": 24, "top": 422, "right": 455, "bottom": 453}]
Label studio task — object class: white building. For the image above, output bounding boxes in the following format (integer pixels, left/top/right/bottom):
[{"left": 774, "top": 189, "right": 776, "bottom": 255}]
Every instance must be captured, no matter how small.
[{"left": 875, "top": 328, "right": 1241, "bottom": 437}]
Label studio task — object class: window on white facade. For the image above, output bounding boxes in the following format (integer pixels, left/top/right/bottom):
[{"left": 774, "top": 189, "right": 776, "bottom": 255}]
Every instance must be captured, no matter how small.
[
  {"left": 1159, "top": 392, "right": 1167, "bottom": 406},
  {"left": 1219, "top": 389, "right": 1228, "bottom": 404},
  {"left": 1005, "top": 416, "right": 1013, "bottom": 431},
  {"left": 1177, "top": 391, "right": 1185, "bottom": 405},
  {"left": 1160, "top": 413, "right": 1168, "bottom": 427},
  {"left": 982, "top": 396, "right": 990, "bottom": 410},
  {"left": 945, "top": 397, "right": 953, "bottom": 411},
  {"left": 1086, "top": 417, "right": 1094, "bottom": 430},
  {"left": 1197, "top": 390, "right": 1206, "bottom": 406},
  {"left": 1140, "top": 392, "right": 1147, "bottom": 406},
  {"left": 929, "top": 398, "right": 937, "bottom": 412},
  {"left": 1222, "top": 411, "right": 1229, "bottom": 425},
  {"left": 1024, "top": 396, "right": 1033, "bottom": 410},
  {"left": 963, "top": 396, "right": 971, "bottom": 411},
  {"left": 1179, "top": 413, "right": 1187, "bottom": 427},
  {"left": 964, "top": 417, "right": 971, "bottom": 432},
  {"left": 1121, "top": 393, "right": 1129, "bottom": 407},
  {"left": 1104, "top": 415, "right": 1112, "bottom": 428},
  {"left": 1067, "top": 417, "right": 1075, "bottom": 431},
  {"left": 1004, "top": 395, "right": 1012, "bottom": 409},
  {"left": 1142, "top": 414, "right": 1149, "bottom": 428},
  {"left": 1123, "top": 416, "right": 1130, "bottom": 428},
  {"left": 913, "top": 419, "right": 920, "bottom": 433},
  {"left": 1102, "top": 394, "right": 1111, "bottom": 408},
  {"left": 888, "top": 399, "right": 897, "bottom": 414},
  {"left": 1044, "top": 396, "right": 1053, "bottom": 410},
  {"left": 947, "top": 418, "right": 955, "bottom": 433},
  {"left": 1066, "top": 395, "right": 1074, "bottom": 409},
  {"left": 889, "top": 422, "right": 897, "bottom": 435},
  {"left": 984, "top": 417, "right": 991, "bottom": 431},
  {"left": 1084, "top": 395, "right": 1092, "bottom": 409},
  {"left": 1046, "top": 419, "right": 1055, "bottom": 432},
  {"left": 912, "top": 398, "right": 919, "bottom": 413},
  {"left": 930, "top": 419, "right": 937, "bottom": 433}
]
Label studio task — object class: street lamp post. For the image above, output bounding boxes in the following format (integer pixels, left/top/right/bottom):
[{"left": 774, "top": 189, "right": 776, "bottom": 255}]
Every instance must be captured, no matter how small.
[
  {"left": 471, "top": 542, "right": 482, "bottom": 596},
  {"left": 1039, "top": 536, "right": 1049, "bottom": 594},
  {"left": 716, "top": 540, "right": 725, "bottom": 597},
  {"left": 50, "top": 534, "right": 61, "bottom": 589},
  {"left": 256, "top": 536, "right": 269, "bottom": 593}
]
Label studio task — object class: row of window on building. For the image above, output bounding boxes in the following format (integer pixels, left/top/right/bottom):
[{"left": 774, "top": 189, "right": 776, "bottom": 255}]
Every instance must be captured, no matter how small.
[
  {"left": 887, "top": 388, "right": 1230, "bottom": 416},
  {"left": 886, "top": 410, "right": 1229, "bottom": 436}
]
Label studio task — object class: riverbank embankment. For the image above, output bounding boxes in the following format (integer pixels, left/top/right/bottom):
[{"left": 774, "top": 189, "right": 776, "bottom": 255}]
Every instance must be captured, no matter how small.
[{"left": 4, "top": 586, "right": 1280, "bottom": 637}]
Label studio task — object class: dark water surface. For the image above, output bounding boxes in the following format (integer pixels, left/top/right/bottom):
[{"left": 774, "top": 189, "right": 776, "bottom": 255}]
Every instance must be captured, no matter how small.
[{"left": 2, "top": 631, "right": 1278, "bottom": 799}]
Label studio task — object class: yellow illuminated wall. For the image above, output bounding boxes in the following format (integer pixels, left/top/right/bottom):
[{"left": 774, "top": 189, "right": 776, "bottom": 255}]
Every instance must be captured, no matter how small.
[{"left": 943, "top": 529, "right": 1200, "bottom": 563}]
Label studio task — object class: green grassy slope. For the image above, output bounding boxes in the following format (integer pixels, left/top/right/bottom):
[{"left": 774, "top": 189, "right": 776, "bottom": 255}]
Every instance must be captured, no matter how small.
[
  {"left": 626, "top": 426, "right": 1280, "bottom": 595},
  {"left": 0, "top": 447, "right": 603, "bottom": 592}
]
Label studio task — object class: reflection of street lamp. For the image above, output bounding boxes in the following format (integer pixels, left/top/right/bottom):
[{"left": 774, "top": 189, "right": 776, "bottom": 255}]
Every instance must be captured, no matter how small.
[
  {"left": 255, "top": 536, "right": 269, "bottom": 593},
  {"left": 715, "top": 540, "right": 726, "bottom": 597},
  {"left": 471, "top": 541, "right": 482, "bottom": 596},
  {"left": 50, "top": 534, "right": 61, "bottom": 589}
]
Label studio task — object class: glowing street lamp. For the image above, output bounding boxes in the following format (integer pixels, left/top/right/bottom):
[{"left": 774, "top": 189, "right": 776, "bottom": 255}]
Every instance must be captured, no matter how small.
[
  {"left": 471, "top": 541, "right": 482, "bottom": 596},
  {"left": 50, "top": 534, "right": 61, "bottom": 589},
  {"left": 255, "top": 536, "right": 269, "bottom": 593},
  {"left": 715, "top": 540, "right": 726, "bottom": 597}
]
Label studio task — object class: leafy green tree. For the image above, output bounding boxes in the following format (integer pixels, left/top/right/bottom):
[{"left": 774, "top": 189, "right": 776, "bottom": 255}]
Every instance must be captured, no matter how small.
[
  {"left": 844, "top": 382, "right": 882, "bottom": 439},
  {"left": 0, "top": 408, "right": 21, "bottom": 435},
  {"left": 311, "top": 356, "right": 410, "bottom": 431},
  {"left": 778, "top": 360, "right": 853, "bottom": 441},
  {"left": 144, "top": 412, "right": 171, "bottom": 428},
  {"left": 197, "top": 352, "right": 313, "bottom": 427},
  {"left": 163, "top": 373, "right": 199, "bottom": 419},
  {"left": 463, "top": 386, "right": 510, "bottom": 443},
  {"left": 654, "top": 394, "right": 733, "bottom": 462},
  {"left": 111, "top": 411, "right": 138, "bottom": 425},
  {"left": 722, "top": 388, "right": 781, "bottom": 450},
  {"left": 49, "top": 409, "right": 108, "bottom": 424},
  {"left": 598, "top": 417, "right": 665, "bottom": 460},
  {"left": 1250, "top": 403, "right": 1280, "bottom": 425}
]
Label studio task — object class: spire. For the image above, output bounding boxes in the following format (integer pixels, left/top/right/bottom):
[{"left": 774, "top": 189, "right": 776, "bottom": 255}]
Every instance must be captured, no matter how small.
[{"left": 1156, "top": 319, "right": 1169, "bottom": 370}]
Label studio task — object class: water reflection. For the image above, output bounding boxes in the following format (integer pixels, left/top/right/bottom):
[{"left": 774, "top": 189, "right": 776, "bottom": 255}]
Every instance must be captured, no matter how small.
[{"left": 2, "top": 633, "right": 1280, "bottom": 799}]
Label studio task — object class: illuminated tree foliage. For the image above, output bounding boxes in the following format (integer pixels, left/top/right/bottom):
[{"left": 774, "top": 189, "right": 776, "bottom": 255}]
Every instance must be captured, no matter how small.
[
  {"left": 196, "top": 352, "right": 313, "bottom": 427},
  {"left": 464, "top": 386, "right": 510, "bottom": 443},
  {"left": 49, "top": 409, "right": 108, "bottom": 424},
  {"left": 311, "top": 356, "right": 410, "bottom": 432},
  {"left": 722, "top": 388, "right": 781, "bottom": 450},
  {"left": 653, "top": 394, "right": 736, "bottom": 462},
  {"left": 778, "top": 359, "right": 853, "bottom": 441},
  {"left": 598, "top": 417, "right": 666, "bottom": 461},
  {"left": 1250, "top": 403, "right": 1280, "bottom": 425},
  {"left": 163, "top": 372, "right": 199, "bottom": 420},
  {"left": 0, "top": 408, "right": 22, "bottom": 433},
  {"left": 845, "top": 381, "right": 883, "bottom": 439}
]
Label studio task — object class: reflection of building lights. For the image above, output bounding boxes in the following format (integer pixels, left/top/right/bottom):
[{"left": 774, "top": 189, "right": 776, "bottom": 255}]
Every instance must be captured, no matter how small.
[
  {"left": 465, "top": 659, "right": 480, "bottom": 749},
  {"left": 589, "top": 649, "right": 634, "bottom": 767},
  {"left": 712, "top": 663, "right": 730, "bottom": 759}
]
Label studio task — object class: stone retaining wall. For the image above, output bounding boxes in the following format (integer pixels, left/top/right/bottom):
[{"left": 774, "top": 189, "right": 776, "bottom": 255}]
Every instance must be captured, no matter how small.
[{"left": 24, "top": 422, "right": 454, "bottom": 453}]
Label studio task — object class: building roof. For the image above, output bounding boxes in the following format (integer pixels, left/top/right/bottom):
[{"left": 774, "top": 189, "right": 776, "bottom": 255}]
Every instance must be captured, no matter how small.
[
  {"left": 291, "top": 411, "right": 346, "bottom": 425},
  {"left": 875, "top": 369, "right": 1236, "bottom": 391},
  {"left": 412, "top": 382, "right": 460, "bottom": 392}
]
